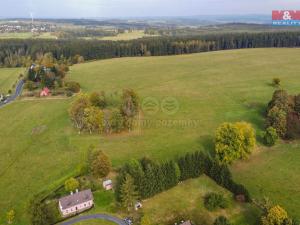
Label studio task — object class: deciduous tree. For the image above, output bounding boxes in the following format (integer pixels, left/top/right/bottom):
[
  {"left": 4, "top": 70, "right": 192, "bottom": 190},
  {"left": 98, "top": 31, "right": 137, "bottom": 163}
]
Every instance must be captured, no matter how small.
[
  {"left": 266, "top": 106, "right": 287, "bottom": 137},
  {"left": 262, "top": 127, "right": 279, "bottom": 146},
  {"left": 7, "top": 209, "right": 15, "bottom": 224},
  {"left": 83, "top": 106, "right": 104, "bottom": 134},
  {"left": 261, "top": 205, "right": 291, "bottom": 225},
  {"left": 91, "top": 150, "right": 111, "bottom": 178},
  {"left": 215, "top": 122, "right": 256, "bottom": 164},
  {"left": 90, "top": 92, "right": 106, "bottom": 109},
  {"left": 110, "top": 110, "right": 124, "bottom": 133},
  {"left": 69, "top": 94, "right": 91, "bottom": 133},
  {"left": 64, "top": 178, "right": 79, "bottom": 192}
]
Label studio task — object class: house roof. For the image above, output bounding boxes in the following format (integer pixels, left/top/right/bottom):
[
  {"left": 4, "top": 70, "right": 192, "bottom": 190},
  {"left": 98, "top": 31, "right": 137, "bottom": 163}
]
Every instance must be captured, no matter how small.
[
  {"left": 180, "top": 221, "right": 192, "bottom": 225},
  {"left": 42, "top": 87, "right": 50, "bottom": 92},
  {"left": 59, "top": 189, "right": 93, "bottom": 210},
  {"left": 103, "top": 180, "right": 112, "bottom": 186}
]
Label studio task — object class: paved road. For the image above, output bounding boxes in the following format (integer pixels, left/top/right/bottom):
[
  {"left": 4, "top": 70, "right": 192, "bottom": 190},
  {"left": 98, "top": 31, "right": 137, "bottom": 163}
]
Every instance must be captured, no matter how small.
[
  {"left": 0, "top": 79, "right": 24, "bottom": 108},
  {"left": 60, "top": 214, "right": 127, "bottom": 225}
]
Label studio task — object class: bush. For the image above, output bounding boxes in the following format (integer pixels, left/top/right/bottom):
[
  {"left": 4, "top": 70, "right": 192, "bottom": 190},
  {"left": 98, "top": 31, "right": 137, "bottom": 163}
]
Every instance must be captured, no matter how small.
[
  {"left": 213, "top": 216, "right": 231, "bottom": 225},
  {"left": 177, "top": 151, "right": 205, "bottom": 181},
  {"left": 51, "top": 90, "right": 66, "bottom": 96},
  {"left": 266, "top": 106, "right": 287, "bottom": 137},
  {"left": 204, "top": 193, "right": 228, "bottom": 211},
  {"left": 65, "top": 81, "right": 81, "bottom": 93},
  {"left": 286, "top": 112, "right": 300, "bottom": 139},
  {"left": 110, "top": 109, "right": 124, "bottom": 133},
  {"left": 64, "top": 178, "right": 79, "bottom": 192},
  {"left": 90, "top": 91, "right": 107, "bottom": 109},
  {"left": 66, "top": 90, "right": 73, "bottom": 97},
  {"left": 295, "top": 94, "right": 300, "bottom": 114},
  {"left": 28, "top": 195, "right": 60, "bottom": 225},
  {"left": 215, "top": 122, "right": 256, "bottom": 164},
  {"left": 261, "top": 205, "right": 291, "bottom": 225},
  {"left": 262, "top": 127, "right": 279, "bottom": 146},
  {"left": 25, "top": 80, "right": 36, "bottom": 91},
  {"left": 273, "top": 78, "right": 281, "bottom": 86},
  {"left": 91, "top": 150, "right": 112, "bottom": 178}
]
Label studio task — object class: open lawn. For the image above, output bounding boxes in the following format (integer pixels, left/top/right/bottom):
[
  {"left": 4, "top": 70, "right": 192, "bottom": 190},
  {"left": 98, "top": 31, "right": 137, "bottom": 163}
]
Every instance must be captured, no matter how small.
[
  {"left": 143, "top": 176, "right": 260, "bottom": 225},
  {"left": 73, "top": 219, "right": 116, "bottom": 225},
  {"left": 0, "top": 32, "right": 57, "bottom": 39},
  {"left": 97, "top": 30, "right": 157, "bottom": 41},
  {"left": 0, "top": 68, "right": 24, "bottom": 93},
  {"left": 231, "top": 142, "right": 300, "bottom": 218},
  {"left": 1, "top": 48, "right": 300, "bottom": 224}
]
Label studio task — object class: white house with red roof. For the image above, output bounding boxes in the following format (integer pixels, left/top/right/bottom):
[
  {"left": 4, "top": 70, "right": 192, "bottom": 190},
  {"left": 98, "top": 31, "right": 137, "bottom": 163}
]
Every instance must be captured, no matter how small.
[{"left": 40, "top": 87, "right": 50, "bottom": 97}]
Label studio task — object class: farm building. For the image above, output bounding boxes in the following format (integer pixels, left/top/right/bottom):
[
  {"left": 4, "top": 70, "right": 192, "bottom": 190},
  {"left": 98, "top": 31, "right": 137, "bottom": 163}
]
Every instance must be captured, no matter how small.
[
  {"left": 40, "top": 87, "right": 50, "bottom": 97},
  {"left": 103, "top": 179, "right": 113, "bottom": 190},
  {"left": 58, "top": 189, "right": 94, "bottom": 217}
]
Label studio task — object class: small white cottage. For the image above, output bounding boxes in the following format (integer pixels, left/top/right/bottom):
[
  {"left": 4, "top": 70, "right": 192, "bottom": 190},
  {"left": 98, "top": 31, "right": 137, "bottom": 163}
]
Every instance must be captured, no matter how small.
[
  {"left": 58, "top": 189, "right": 94, "bottom": 217},
  {"left": 103, "top": 180, "right": 113, "bottom": 191}
]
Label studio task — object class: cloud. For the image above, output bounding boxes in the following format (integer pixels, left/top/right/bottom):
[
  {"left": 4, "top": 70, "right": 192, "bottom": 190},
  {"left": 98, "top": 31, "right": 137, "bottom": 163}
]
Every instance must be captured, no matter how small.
[{"left": 0, "top": 0, "right": 299, "bottom": 18}]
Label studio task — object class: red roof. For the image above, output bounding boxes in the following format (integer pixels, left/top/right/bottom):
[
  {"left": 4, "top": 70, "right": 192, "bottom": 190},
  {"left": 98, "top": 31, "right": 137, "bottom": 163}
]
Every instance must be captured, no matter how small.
[
  {"left": 40, "top": 87, "right": 50, "bottom": 96},
  {"left": 43, "top": 87, "right": 50, "bottom": 93}
]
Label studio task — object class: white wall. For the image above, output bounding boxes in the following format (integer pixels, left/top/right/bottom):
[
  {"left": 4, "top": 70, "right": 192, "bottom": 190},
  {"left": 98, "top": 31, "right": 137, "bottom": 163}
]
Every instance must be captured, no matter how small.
[{"left": 60, "top": 200, "right": 93, "bottom": 217}]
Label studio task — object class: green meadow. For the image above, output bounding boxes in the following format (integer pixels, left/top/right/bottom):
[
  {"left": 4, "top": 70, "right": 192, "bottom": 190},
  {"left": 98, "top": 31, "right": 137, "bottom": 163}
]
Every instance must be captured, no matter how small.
[
  {"left": 95, "top": 30, "right": 157, "bottom": 41},
  {"left": 0, "top": 32, "right": 57, "bottom": 39},
  {"left": 0, "top": 68, "right": 24, "bottom": 93},
  {"left": 0, "top": 48, "right": 300, "bottom": 224}
]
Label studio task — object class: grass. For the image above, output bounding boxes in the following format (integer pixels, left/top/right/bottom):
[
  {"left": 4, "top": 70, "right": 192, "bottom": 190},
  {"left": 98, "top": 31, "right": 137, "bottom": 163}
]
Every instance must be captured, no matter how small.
[
  {"left": 73, "top": 219, "right": 116, "bottom": 225},
  {"left": 0, "top": 68, "right": 24, "bottom": 93},
  {"left": 96, "top": 30, "right": 157, "bottom": 41},
  {"left": 231, "top": 142, "right": 300, "bottom": 218},
  {"left": 143, "top": 176, "right": 260, "bottom": 225},
  {"left": 1, "top": 48, "right": 300, "bottom": 224},
  {"left": 0, "top": 32, "right": 57, "bottom": 39}
]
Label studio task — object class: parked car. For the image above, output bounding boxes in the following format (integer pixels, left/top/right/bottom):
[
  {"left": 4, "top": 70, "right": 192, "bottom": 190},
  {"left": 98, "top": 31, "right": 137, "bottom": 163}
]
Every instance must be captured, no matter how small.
[
  {"left": 0, "top": 94, "right": 7, "bottom": 103},
  {"left": 124, "top": 218, "right": 133, "bottom": 225}
]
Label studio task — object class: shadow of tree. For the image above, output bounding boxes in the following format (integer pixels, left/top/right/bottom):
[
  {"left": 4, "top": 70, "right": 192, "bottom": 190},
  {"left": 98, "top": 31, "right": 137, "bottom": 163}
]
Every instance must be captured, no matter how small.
[{"left": 197, "top": 135, "right": 215, "bottom": 157}]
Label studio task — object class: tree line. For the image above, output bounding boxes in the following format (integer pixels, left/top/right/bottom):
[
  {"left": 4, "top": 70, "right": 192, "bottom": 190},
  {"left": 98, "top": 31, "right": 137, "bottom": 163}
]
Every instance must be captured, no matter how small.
[
  {"left": 1, "top": 31, "right": 300, "bottom": 67},
  {"left": 69, "top": 89, "right": 139, "bottom": 134},
  {"left": 115, "top": 151, "right": 251, "bottom": 212}
]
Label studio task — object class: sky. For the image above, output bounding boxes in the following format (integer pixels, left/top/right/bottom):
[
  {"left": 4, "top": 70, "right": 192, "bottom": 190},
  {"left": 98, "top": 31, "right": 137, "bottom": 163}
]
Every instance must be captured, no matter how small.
[{"left": 1, "top": 0, "right": 300, "bottom": 18}]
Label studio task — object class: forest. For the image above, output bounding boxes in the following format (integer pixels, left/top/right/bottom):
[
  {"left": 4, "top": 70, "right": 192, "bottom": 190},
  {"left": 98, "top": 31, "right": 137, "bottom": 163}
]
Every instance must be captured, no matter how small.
[{"left": 1, "top": 31, "right": 300, "bottom": 67}]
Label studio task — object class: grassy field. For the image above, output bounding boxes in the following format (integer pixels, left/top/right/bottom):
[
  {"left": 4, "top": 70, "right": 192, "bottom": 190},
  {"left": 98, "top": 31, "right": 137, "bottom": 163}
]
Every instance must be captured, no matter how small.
[
  {"left": 143, "top": 176, "right": 260, "bottom": 225},
  {"left": 0, "top": 68, "right": 24, "bottom": 93},
  {"left": 0, "top": 32, "right": 57, "bottom": 39},
  {"left": 1, "top": 48, "right": 300, "bottom": 224},
  {"left": 97, "top": 30, "right": 157, "bottom": 41},
  {"left": 231, "top": 142, "right": 300, "bottom": 217}
]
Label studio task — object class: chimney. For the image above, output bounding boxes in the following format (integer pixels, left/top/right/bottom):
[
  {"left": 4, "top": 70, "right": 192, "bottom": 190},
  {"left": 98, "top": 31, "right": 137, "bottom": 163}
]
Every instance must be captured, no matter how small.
[{"left": 76, "top": 189, "right": 79, "bottom": 193}]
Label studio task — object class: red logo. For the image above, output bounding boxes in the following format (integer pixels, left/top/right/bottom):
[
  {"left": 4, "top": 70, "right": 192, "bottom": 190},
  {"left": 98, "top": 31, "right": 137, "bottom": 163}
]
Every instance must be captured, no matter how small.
[{"left": 272, "top": 10, "right": 300, "bottom": 20}]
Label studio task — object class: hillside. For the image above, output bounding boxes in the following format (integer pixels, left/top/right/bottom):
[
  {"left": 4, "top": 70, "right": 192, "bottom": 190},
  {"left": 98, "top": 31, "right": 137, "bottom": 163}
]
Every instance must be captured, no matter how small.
[{"left": 0, "top": 48, "right": 300, "bottom": 224}]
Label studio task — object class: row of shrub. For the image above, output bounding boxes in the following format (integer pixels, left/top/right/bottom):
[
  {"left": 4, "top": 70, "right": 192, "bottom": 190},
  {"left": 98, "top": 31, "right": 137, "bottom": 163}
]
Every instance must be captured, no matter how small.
[
  {"left": 179, "top": 152, "right": 251, "bottom": 202},
  {"left": 115, "top": 151, "right": 250, "bottom": 206},
  {"left": 266, "top": 89, "right": 300, "bottom": 140}
]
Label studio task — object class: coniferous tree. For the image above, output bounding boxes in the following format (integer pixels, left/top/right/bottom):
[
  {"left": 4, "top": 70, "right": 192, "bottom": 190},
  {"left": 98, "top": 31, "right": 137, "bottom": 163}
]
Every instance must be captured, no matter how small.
[{"left": 120, "top": 174, "right": 139, "bottom": 212}]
